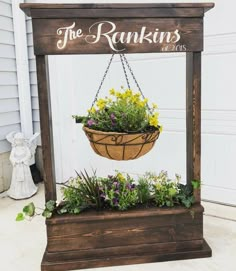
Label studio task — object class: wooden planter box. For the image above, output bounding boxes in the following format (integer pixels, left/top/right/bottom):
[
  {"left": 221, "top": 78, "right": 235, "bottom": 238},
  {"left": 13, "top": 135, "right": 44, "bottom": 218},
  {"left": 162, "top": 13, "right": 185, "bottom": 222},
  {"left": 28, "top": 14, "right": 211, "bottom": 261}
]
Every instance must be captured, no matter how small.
[{"left": 42, "top": 204, "right": 211, "bottom": 271}]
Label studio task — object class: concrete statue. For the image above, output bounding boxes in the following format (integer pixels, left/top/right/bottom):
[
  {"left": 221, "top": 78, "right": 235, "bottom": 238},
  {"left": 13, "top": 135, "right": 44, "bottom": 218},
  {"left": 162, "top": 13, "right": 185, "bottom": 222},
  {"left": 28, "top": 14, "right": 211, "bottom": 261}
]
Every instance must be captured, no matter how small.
[{"left": 6, "top": 131, "right": 40, "bottom": 199}]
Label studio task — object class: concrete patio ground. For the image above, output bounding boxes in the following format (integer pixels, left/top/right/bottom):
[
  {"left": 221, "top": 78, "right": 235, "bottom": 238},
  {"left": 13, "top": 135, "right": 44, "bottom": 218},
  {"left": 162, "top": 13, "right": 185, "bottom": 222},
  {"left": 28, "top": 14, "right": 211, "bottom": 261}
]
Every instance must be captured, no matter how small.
[{"left": 0, "top": 183, "right": 236, "bottom": 271}]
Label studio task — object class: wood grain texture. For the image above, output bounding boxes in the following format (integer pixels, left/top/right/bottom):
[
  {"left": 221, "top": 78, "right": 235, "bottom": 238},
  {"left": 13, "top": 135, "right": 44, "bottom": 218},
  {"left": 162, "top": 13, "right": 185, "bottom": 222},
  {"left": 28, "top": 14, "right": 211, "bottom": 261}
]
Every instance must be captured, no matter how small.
[
  {"left": 32, "top": 18, "right": 203, "bottom": 55},
  {"left": 41, "top": 240, "right": 211, "bottom": 271},
  {"left": 42, "top": 240, "right": 211, "bottom": 270},
  {"left": 20, "top": 3, "right": 215, "bottom": 17},
  {"left": 35, "top": 56, "right": 56, "bottom": 201},
  {"left": 30, "top": 8, "right": 204, "bottom": 19},
  {"left": 41, "top": 205, "right": 210, "bottom": 270},
  {"left": 46, "top": 206, "right": 203, "bottom": 252},
  {"left": 186, "top": 52, "right": 201, "bottom": 203}
]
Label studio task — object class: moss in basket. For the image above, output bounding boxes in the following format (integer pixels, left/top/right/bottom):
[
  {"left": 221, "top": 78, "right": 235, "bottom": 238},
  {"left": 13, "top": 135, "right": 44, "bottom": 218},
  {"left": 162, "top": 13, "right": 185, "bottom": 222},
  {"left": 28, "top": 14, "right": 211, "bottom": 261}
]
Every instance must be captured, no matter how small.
[{"left": 73, "top": 87, "right": 163, "bottom": 133}]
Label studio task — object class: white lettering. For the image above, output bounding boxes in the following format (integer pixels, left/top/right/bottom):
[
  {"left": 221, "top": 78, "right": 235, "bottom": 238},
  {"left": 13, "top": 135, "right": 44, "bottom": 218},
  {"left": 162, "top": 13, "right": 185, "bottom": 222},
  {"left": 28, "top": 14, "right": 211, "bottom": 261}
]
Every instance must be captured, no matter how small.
[
  {"left": 56, "top": 21, "right": 183, "bottom": 51},
  {"left": 57, "top": 22, "right": 83, "bottom": 50}
]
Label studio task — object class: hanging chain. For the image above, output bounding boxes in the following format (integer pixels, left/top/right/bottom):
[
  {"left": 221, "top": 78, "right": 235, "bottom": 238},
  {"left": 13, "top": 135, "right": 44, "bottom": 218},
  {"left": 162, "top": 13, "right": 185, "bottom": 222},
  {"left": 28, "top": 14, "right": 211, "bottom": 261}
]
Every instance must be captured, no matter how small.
[
  {"left": 90, "top": 54, "right": 115, "bottom": 110},
  {"left": 89, "top": 53, "right": 151, "bottom": 112},
  {"left": 122, "top": 54, "right": 151, "bottom": 112},
  {"left": 120, "top": 54, "right": 130, "bottom": 89}
]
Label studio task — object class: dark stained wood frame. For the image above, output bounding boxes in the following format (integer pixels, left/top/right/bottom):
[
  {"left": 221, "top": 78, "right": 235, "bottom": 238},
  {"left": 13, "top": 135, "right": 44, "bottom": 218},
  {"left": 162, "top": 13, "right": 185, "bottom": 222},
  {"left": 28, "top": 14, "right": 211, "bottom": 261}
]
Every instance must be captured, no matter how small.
[{"left": 21, "top": 3, "right": 214, "bottom": 271}]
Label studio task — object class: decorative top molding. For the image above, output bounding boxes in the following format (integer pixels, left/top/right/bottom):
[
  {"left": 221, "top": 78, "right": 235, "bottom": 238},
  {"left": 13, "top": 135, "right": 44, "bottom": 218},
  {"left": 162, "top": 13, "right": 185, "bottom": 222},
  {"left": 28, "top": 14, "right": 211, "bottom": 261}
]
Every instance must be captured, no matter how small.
[{"left": 20, "top": 3, "right": 215, "bottom": 18}]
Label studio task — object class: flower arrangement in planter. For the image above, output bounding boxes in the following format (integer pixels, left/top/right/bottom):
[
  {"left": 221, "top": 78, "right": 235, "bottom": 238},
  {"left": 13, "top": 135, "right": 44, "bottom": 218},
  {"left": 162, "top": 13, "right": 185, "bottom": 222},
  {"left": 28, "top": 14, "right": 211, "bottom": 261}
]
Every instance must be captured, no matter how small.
[
  {"left": 74, "top": 87, "right": 162, "bottom": 160},
  {"left": 16, "top": 170, "right": 197, "bottom": 221}
]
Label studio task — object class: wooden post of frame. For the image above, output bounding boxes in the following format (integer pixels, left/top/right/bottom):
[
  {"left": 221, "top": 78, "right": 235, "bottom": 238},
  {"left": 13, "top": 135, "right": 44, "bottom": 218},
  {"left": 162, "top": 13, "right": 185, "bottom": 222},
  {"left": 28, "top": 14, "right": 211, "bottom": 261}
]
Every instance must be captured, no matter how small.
[
  {"left": 36, "top": 55, "right": 56, "bottom": 201},
  {"left": 186, "top": 52, "right": 201, "bottom": 203}
]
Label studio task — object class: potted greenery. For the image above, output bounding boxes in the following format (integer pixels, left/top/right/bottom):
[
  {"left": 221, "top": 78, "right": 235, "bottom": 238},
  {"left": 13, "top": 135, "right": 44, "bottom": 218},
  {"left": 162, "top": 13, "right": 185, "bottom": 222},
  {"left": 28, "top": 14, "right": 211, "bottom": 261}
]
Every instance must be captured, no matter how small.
[
  {"left": 74, "top": 87, "right": 162, "bottom": 160},
  {"left": 17, "top": 170, "right": 196, "bottom": 219},
  {"left": 16, "top": 170, "right": 204, "bottom": 269}
]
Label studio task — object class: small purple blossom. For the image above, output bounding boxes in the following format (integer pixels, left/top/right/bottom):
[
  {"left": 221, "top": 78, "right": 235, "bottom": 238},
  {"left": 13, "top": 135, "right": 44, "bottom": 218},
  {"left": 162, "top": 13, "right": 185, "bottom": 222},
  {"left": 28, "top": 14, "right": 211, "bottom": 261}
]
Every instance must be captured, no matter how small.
[
  {"left": 100, "top": 193, "right": 106, "bottom": 199},
  {"left": 87, "top": 119, "right": 95, "bottom": 127},
  {"left": 112, "top": 198, "right": 119, "bottom": 206},
  {"left": 113, "top": 181, "right": 119, "bottom": 189},
  {"left": 126, "top": 184, "right": 132, "bottom": 190},
  {"left": 110, "top": 113, "right": 116, "bottom": 120}
]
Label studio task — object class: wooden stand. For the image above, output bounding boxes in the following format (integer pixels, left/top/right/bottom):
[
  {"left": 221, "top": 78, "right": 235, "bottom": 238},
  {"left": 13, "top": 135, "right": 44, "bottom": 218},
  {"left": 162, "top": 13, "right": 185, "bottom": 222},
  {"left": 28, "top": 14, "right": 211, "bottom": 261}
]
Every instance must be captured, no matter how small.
[{"left": 20, "top": 3, "right": 214, "bottom": 271}]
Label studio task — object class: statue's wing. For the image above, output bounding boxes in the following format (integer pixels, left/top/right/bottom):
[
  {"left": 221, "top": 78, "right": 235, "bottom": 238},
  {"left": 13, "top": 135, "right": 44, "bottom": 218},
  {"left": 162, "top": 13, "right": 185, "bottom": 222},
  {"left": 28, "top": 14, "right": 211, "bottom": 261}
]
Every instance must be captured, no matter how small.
[
  {"left": 28, "top": 132, "right": 40, "bottom": 156},
  {"left": 6, "top": 131, "right": 17, "bottom": 144}
]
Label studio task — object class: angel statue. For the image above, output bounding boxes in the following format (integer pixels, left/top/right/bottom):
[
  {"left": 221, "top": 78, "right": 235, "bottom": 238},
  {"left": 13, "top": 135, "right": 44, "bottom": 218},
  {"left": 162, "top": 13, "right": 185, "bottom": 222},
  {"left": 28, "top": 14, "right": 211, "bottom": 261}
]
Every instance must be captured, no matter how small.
[{"left": 6, "top": 131, "right": 40, "bottom": 199}]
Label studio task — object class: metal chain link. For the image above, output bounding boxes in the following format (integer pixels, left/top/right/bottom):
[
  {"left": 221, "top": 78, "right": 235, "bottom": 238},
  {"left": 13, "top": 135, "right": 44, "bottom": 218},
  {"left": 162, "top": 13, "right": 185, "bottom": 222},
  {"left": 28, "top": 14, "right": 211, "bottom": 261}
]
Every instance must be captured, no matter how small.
[
  {"left": 90, "top": 53, "right": 151, "bottom": 112},
  {"left": 120, "top": 54, "right": 130, "bottom": 89},
  {"left": 122, "top": 54, "right": 151, "bottom": 112},
  {"left": 90, "top": 54, "right": 115, "bottom": 110}
]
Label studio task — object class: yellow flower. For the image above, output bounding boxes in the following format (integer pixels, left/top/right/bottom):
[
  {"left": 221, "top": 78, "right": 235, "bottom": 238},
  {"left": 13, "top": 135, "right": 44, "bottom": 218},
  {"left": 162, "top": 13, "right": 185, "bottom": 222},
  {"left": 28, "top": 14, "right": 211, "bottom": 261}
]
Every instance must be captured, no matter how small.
[
  {"left": 96, "top": 99, "right": 106, "bottom": 110},
  {"left": 116, "top": 172, "right": 125, "bottom": 182},
  {"left": 87, "top": 107, "right": 96, "bottom": 114},
  {"left": 109, "top": 88, "right": 115, "bottom": 95},
  {"left": 152, "top": 103, "right": 158, "bottom": 109},
  {"left": 115, "top": 91, "right": 122, "bottom": 98},
  {"left": 159, "top": 125, "right": 163, "bottom": 132},
  {"left": 131, "top": 95, "right": 139, "bottom": 104},
  {"left": 125, "top": 89, "right": 133, "bottom": 97},
  {"left": 149, "top": 113, "right": 159, "bottom": 127}
]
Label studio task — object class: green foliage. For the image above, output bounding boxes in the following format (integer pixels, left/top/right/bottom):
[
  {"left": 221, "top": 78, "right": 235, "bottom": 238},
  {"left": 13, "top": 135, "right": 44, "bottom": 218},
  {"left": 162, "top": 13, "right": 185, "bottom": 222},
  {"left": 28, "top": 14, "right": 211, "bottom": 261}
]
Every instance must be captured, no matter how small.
[
  {"left": 191, "top": 180, "right": 201, "bottom": 189},
  {"left": 15, "top": 202, "right": 36, "bottom": 221},
  {"left": 23, "top": 202, "right": 35, "bottom": 216},
  {"left": 137, "top": 177, "right": 151, "bottom": 204},
  {"left": 16, "top": 170, "right": 199, "bottom": 221},
  {"left": 151, "top": 171, "right": 180, "bottom": 207},
  {"left": 60, "top": 178, "right": 85, "bottom": 214},
  {"left": 74, "top": 88, "right": 162, "bottom": 133},
  {"left": 16, "top": 213, "right": 24, "bottom": 221},
  {"left": 176, "top": 184, "right": 195, "bottom": 208},
  {"left": 102, "top": 173, "right": 138, "bottom": 211},
  {"left": 76, "top": 170, "right": 102, "bottom": 209},
  {"left": 42, "top": 200, "right": 56, "bottom": 218}
]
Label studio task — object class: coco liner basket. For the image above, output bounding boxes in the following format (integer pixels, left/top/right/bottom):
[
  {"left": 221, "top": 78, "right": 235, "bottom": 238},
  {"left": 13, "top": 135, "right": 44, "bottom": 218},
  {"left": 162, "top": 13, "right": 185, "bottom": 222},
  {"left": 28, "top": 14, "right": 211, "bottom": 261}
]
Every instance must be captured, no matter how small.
[
  {"left": 83, "top": 126, "right": 160, "bottom": 160},
  {"left": 76, "top": 53, "right": 161, "bottom": 160}
]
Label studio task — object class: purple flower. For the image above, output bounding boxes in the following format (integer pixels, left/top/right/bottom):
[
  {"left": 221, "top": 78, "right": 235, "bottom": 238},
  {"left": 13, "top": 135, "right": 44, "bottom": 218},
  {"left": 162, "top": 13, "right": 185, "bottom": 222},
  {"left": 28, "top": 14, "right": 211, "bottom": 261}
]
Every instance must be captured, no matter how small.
[
  {"left": 110, "top": 113, "right": 115, "bottom": 120},
  {"left": 126, "top": 184, "right": 132, "bottom": 190},
  {"left": 87, "top": 119, "right": 95, "bottom": 127},
  {"left": 113, "top": 181, "right": 119, "bottom": 189},
  {"left": 100, "top": 193, "right": 106, "bottom": 199},
  {"left": 112, "top": 198, "right": 119, "bottom": 206}
]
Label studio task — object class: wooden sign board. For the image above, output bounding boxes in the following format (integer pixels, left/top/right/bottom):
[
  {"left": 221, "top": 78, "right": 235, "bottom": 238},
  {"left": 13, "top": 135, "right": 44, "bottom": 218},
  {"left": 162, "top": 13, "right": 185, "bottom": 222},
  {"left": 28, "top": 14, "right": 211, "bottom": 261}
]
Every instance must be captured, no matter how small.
[
  {"left": 32, "top": 18, "right": 203, "bottom": 55},
  {"left": 20, "top": 3, "right": 215, "bottom": 55}
]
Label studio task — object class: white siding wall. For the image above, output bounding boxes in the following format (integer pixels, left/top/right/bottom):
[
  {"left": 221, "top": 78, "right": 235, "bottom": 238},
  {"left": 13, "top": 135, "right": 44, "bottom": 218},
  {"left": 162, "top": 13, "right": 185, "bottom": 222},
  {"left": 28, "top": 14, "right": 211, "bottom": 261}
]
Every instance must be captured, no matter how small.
[
  {"left": 0, "top": 0, "right": 21, "bottom": 153},
  {"left": 26, "top": 17, "right": 40, "bottom": 139}
]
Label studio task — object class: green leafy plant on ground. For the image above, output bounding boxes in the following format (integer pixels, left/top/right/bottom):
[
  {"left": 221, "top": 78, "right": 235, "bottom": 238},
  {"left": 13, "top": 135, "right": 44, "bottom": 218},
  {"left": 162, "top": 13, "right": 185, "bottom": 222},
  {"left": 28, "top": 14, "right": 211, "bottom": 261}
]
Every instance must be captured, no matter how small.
[
  {"left": 16, "top": 170, "right": 200, "bottom": 221},
  {"left": 16, "top": 200, "right": 56, "bottom": 221}
]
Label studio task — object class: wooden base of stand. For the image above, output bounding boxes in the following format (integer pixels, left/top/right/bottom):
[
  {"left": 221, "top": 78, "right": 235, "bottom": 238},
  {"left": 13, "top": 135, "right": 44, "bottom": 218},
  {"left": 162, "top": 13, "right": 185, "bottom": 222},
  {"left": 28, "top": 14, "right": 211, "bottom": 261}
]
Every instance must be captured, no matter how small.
[{"left": 41, "top": 204, "right": 212, "bottom": 271}]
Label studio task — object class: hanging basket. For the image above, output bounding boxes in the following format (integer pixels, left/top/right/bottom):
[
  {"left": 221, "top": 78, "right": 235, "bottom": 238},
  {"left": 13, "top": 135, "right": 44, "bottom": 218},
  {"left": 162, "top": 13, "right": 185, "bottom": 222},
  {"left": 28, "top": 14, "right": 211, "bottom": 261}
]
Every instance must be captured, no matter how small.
[{"left": 83, "top": 126, "right": 160, "bottom": 161}]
